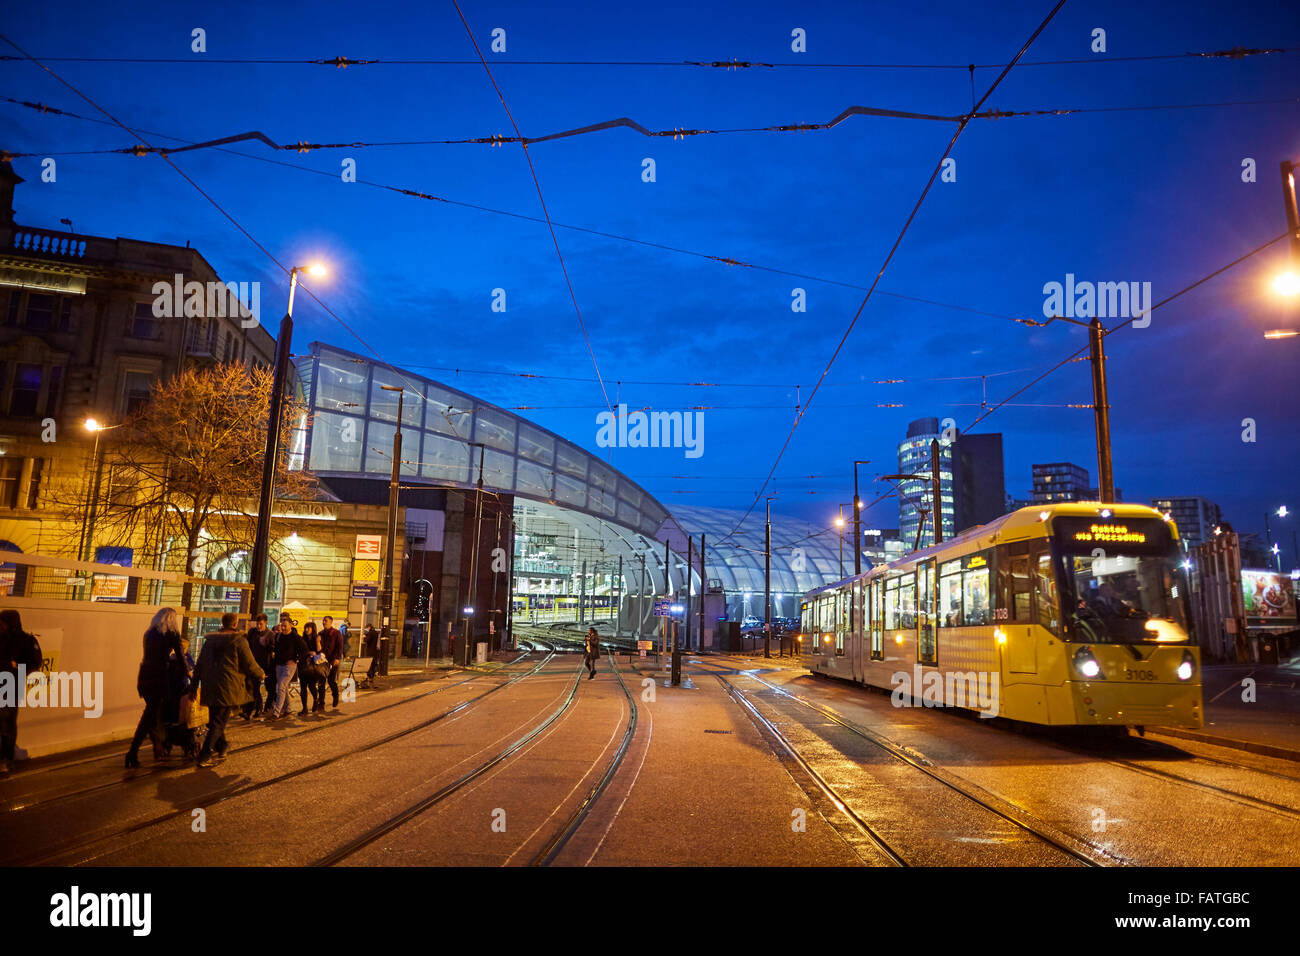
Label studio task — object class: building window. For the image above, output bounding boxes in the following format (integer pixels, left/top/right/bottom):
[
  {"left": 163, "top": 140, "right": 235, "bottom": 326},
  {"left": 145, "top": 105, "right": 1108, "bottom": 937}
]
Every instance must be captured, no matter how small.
[
  {"left": 129, "top": 301, "right": 159, "bottom": 339},
  {"left": 123, "top": 371, "right": 155, "bottom": 414},
  {"left": 9, "top": 364, "right": 43, "bottom": 417},
  {"left": 25, "top": 458, "right": 42, "bottom": 508},
  {"left": 0, "top": 457, "right": 20, "bottom": 508},
  {"left": 24, "top": 293, "right": 54, "bottom": 331}
]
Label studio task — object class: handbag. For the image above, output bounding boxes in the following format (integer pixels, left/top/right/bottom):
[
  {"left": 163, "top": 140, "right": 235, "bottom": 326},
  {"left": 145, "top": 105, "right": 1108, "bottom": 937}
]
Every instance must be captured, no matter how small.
[{"left": 180, "top": 687, "right": 210, "bottom": 730}]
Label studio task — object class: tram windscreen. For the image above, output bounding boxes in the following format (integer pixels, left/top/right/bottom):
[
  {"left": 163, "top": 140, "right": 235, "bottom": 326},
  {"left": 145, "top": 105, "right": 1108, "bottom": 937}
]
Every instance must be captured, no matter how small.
[{"left": 1053, "top": 517, "right": 1190, "bottom": 645}]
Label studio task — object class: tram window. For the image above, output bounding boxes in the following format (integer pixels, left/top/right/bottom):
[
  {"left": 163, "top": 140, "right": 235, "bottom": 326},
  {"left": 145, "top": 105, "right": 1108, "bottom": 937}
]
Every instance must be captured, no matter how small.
[
  {"left": 870, "top": 580, "right": 884, "bottom": 659},
  {"left": 1034, "top": 550, "right": 1060, "bottom": 634},
  {"left": 962, "top": 564, "right": 991, "bottom": 625},
  {"left": 884, "top": 577, "right": 900, "bottom": 630},
  {"left": 939, "top": 568, "right": 962, "bottom": 627},
  {"left": 838, "top": 588, "right": 850, "bottom": 655},
  {"left": 917, "top": 563, "right": 937, "bottom": 664},
  {"left": 899, "top": 578, "right": 917, "bottom": 629},
  {"left": 1010, "top": 554, "right": 1032, "bottom": 622}
]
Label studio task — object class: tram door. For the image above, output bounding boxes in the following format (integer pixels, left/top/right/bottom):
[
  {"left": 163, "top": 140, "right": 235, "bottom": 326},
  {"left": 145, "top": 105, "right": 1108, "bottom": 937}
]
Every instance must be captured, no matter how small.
[{"left": 850, "top": 580, "right": 865, "bottom": 682}]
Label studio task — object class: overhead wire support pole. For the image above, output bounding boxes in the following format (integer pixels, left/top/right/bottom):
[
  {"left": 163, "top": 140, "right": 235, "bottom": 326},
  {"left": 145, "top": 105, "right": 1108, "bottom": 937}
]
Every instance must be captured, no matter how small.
[{"left": 1088, "top": 318, "right": 1115, "bottom": 503}]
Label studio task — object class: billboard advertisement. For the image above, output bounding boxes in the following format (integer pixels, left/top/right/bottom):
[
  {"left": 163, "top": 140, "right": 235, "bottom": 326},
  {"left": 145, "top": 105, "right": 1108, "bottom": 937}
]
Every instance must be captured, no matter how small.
[{"left": 1241, "top": 570, "right": 1296, "bottom": 623}]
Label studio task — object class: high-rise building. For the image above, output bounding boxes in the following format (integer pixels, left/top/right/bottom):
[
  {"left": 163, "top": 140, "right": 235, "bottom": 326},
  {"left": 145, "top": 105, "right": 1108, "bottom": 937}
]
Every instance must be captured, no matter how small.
[
  {"left": 1032, "top": 462, "right": 1091, "bottom": 503},
  {"left": 952, "top": 433, "right": 1005, "bottom": 533},
  {"left": 897, "top": 418, "right": 1005, "bottom": 549},
  {"left": 897, "top": 418, "right": 954, "bottom": 550},
  {"left": 1152, "top": 496, "right": 1222, "bottom": 552}
]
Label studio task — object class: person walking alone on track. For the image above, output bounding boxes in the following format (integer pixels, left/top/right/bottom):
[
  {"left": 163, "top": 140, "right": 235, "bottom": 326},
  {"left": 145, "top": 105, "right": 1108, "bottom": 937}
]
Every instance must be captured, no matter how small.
[
  {"left": 125, "top": 607, "right": 186, "bottom": 768},
  {"left": 187, "top": 613, "right": 264, "bottom": 768},
  {"left": 584, "top": 627, "right": 600, "bottom": 680}
]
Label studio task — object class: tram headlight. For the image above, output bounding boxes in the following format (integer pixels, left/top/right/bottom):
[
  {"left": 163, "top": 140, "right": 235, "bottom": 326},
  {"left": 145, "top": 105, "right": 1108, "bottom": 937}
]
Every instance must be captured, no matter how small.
[
  {"left": 1073, "top": 647, "right": 1103, "bottom": 679},
  {"left": 1177, "top": 651, "right": 1195, "bottom": 682}
]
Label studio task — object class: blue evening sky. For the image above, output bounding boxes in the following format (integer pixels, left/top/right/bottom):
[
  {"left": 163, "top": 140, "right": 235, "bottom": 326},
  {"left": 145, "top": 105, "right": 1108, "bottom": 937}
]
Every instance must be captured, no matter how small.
[{"left": 2, "top": 0, "right": 1298, "bottom": 557}]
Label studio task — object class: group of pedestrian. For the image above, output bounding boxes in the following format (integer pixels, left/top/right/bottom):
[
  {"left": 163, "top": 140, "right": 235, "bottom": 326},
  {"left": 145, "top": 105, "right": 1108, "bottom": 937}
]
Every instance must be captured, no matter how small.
[
  {"left": 124, "top": 610, "right": 347, "bottom": 770},
  {"left": 243, "top": 613, "right": 344, "bottom": 721}
]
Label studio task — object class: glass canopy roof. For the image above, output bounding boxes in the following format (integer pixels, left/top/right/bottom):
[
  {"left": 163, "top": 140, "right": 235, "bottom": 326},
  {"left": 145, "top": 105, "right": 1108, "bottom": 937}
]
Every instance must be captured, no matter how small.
[{"left": 294, "top": 343, "right": 671, "bottom": 539}]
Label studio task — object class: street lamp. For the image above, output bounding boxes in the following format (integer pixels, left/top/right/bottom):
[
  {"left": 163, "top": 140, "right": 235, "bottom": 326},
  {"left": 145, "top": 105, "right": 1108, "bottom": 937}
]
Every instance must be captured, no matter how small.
[
  {"left": 78, "top": 417, "right": 124, "bottom": 562},
  {"left": 250, "top": 262, "right": 328, "bottom": 618}
]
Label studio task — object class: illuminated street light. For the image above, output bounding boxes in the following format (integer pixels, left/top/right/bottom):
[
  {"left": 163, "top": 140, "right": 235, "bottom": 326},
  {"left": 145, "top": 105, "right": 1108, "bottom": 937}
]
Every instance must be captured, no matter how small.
[
  {"left": 1264, "top": 329, "right": 1298, "bottom": 339},
  {"left": 78, "top": 417, "right": 123, "bottom": 561},
  {"left": 250, "top": 260, "right": 332, "bottom": 620},
  {"left": 1272, "top": 270, "right": 1300, "bottom": 296}
]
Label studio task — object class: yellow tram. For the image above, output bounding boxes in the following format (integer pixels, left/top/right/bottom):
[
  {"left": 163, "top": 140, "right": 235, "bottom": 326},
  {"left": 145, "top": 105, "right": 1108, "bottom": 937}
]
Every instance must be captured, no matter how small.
[{"left": 802, "top": 503, "right": 1202, "bottom": 729}]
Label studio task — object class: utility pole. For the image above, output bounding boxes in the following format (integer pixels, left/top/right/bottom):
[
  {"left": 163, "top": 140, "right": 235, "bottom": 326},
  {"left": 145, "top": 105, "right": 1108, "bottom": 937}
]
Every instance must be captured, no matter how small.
[
  {"left": 698, "top": 533, "right": 706, "bottom": 653},
  {"left": 765, "top": 496, "right": 775, "bottom": 659},
  {"left": 685, "top": 536, "right": 694, "bottom": 652},
  {"left": 930, "top": 439, "right": 944, "bottom": 545},
  {"left": 1089, "top": 318, "right": 1115, "bottom": 503},
  {"left": 462, "top": 443, "right": 486, "bottom": 666},
  {"left": 377, "top": 386, "right": 404, "bottom": 676},
  {"left": 1283, "top": 160, "right": 1300, "bottom": 264},
  {"left": 852, "top": 460, "right": 869, "bottom": 576},
  {"left": 669, "top": 537, "right": 681, "bottom": 686}
]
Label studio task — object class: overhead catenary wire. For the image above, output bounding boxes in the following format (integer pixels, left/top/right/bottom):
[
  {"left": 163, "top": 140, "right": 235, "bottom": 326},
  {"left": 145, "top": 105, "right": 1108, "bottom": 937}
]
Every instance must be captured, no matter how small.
[
  {"left": 450, "top": 0, "right": 613, "bottom": 418},
  {"left": 715, "top": 0, "right": 1069, "bottom": 547},
  {"left": 0, "top": 45, "right": 1288, "bottom": 69},
  {"left": 6, "top": 97, "right": 1299, "bottom": 158},
  {"left": 958, "top": 230, "right": 1294, "bottom": 435},
  {"left": 0, "top": 32, "right": 440, "bottom": 424}
]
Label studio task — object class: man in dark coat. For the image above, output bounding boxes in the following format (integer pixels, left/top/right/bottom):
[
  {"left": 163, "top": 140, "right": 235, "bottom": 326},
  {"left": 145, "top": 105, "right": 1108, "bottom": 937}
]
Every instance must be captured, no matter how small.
[
  {"left": 188, "top": 613, "right": 264, "bottom": 767},
  {"left": 243, "top": 614, "right": 272, "bottom": 719},
  {"left": 319, "top": 615, "right": 344, "bottom": 709},
  {"left": 0, "top": 609, "right": 43, "bottom": 774}
]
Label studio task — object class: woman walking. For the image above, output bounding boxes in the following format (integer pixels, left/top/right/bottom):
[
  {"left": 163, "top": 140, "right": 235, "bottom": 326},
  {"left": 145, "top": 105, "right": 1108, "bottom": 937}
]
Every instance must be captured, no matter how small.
[
  {"left": 298, "top": 622, "right": 327, "bottom": 715},
  {"left": 126, "top": 607, "right": 186, "bottom": 767}
]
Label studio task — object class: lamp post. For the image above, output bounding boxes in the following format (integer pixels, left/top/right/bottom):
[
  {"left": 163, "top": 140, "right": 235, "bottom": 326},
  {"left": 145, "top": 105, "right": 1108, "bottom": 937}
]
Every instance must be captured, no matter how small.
[
  {"left": 834, "top": 508, "right": 846, "bottom": 579},
  {"left": 78, "top": 418, "right": 123, "bottom": 563},
  {"left": 462, "top": 442, "right": 486, "bottom": 666},
  {"left": 250, "top": 262, "right": 326, "bottom": 618},
  {"left": 852, "top": 460, "right": 869, "bottom": 576},
  {"left": 377, "top": 384, "right": 404, "bottom": 676}
]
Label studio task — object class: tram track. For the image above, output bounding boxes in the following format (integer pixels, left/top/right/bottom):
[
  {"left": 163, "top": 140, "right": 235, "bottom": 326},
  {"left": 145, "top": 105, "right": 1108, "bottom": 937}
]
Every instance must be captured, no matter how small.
[
  {"left": 0, "top": 662, "right": 527, "bottom": 814},
  {"left": 313, "top": 650, "right": 639, "bottom": 867},
  {"left": 8, "top": 647, "right": 559, "bottom": 866},
  {"left": 723, "top": 670, "right": 1121, "bottom": 866}
]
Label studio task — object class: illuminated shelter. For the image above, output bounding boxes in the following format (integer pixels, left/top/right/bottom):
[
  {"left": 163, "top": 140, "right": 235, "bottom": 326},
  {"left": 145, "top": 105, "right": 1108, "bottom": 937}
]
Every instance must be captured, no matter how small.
[{"left": 290, "top": 343, "right": 846, "bottom": 646}]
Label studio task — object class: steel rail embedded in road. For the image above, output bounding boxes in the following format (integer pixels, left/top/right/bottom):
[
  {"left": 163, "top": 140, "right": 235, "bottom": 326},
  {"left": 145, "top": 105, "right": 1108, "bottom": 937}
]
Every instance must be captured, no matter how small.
[
  {"left": 9, "top": 649, "right": 559, "bottom": 867},
  {"left": 2, "top": 666, "right": 515, "bottom": 813},
  {"left": 731, "top": 670, "right": 1116, "bottom": 867},
  {"left": 313, "top": 655, "right": 587, "bottom": 866},
  {"left": 530, "top": 650, "right": 639, "bottom": 866},
  {"left": 717, "top": 674, "right": 908, "bottom": 867}
]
